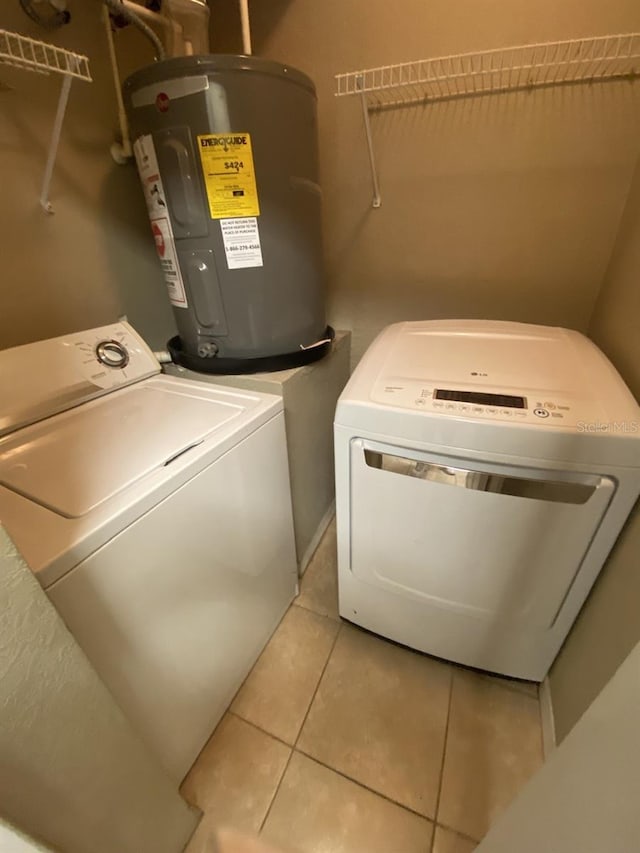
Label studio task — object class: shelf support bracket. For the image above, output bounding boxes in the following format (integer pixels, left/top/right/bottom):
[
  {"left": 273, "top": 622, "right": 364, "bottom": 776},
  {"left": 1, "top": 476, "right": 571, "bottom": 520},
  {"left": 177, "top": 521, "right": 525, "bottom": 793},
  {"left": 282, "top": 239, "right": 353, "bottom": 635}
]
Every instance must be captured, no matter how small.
[
  {"left": 40, "top": 72, "right": 73, "bottom": 214},
  {"left": 357, "top": 75, "right": 381, "bottom": 209}
]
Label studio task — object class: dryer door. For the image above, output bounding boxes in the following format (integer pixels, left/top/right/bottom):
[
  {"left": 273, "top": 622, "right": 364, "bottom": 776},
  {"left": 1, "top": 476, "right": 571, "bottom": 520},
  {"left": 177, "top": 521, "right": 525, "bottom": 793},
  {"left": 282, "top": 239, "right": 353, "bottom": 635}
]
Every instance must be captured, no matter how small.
[{"left": 348, "top": 438, "right": 615, "bottom": 630}]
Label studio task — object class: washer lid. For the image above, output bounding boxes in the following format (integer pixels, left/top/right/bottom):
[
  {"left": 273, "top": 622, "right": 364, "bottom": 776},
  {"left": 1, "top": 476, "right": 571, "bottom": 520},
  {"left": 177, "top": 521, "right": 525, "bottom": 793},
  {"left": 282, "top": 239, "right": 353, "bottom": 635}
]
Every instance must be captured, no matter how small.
[{"left": 0, "top": 378, "right": 250, "bottom": 518}]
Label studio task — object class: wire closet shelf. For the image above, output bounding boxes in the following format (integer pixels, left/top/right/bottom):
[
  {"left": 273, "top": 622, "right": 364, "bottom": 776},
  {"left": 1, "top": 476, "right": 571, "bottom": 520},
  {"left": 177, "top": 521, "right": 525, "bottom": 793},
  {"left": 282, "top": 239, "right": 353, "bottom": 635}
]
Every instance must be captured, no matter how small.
[
  {"left": 0, "top": 29, "right": 92, "bottom": 213},
  {"left": 0, "top": 29, "right": 91, "bottom": 81},
  {"left": 335, "top": 33, "right": 640, "bottom": 109},
  {"left": 335, "top": 33, "right": 640, "bottom": 208}
]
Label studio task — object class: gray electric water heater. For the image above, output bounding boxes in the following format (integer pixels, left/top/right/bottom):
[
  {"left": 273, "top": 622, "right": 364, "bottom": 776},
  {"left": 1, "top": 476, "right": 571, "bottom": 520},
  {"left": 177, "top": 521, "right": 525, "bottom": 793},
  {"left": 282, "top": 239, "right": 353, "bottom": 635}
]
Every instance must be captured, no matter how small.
[{"left": 123, "top": 55, "right": 331, "bottom": 373}]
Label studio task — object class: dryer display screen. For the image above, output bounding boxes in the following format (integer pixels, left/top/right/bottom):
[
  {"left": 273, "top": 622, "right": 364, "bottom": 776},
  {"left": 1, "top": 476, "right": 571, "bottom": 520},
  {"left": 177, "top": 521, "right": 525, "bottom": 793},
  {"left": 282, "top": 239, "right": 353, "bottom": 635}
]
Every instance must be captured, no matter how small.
[{"left": 434, "top": 390, "right": 527, "bottom": 408}]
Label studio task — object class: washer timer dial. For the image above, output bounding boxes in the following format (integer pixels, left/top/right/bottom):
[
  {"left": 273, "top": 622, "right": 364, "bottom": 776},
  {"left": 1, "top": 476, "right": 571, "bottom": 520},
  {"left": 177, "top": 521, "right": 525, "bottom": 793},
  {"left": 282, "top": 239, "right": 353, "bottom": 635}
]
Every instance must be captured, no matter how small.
[{"left": 95, "top": 339, "right": 129, "bottom": 369}]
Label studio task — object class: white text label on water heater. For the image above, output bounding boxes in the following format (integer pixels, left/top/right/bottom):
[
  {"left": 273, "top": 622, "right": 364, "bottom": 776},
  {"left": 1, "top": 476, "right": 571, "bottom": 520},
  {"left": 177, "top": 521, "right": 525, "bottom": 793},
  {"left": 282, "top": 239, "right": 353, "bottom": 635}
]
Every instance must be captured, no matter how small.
[{"left": 220, "top": 218, "right": 264, "bottom": 270}]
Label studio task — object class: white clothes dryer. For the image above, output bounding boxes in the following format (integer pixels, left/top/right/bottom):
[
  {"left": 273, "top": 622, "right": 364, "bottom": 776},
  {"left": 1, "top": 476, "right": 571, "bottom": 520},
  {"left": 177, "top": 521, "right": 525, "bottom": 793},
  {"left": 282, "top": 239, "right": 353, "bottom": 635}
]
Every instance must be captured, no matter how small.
[
  {"left": 0, "top": 322, "right": 297, "bottom": 781},
  {"left": 334, "top": 320, "right": 640, "bottom": 681}
]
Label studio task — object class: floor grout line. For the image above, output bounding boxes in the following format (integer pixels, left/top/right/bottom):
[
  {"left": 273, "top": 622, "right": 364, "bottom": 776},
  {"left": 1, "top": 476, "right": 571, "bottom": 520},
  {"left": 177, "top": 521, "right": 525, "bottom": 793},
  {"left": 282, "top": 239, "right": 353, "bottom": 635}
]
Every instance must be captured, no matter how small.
[
  {"left": 224, "top": 603, "right": 300, "bottom": 718},
  {"left": 293, "top": 622, "right": 343, "bottom": 750},
  {"left": 226, "top": 710, "right": 295, "bottom": 750},
  {"left": 257, "top": 746, "right": 295, "bottom": 836},
  {"left": 230, "top": 603, "right": 339, "bottom": 731},
  {"left": 291, "top": 598, "right": 342, "bottom": 623},
  {"left": 189, "top": 712, "right": 481, "bottom": 847},
  {"left": 257, "top": 620, "right": 343, "bottom": 835},
  {"left": 429, "top": 665, "right": 455, "bottom": 853},
  {"left": 228, "top": 604, "right": 343, "bottom": 828},
  {"left": 434, "top": 821, "right": 482, "bottom": 846},
  {"left": 292, "top": 746, "right": 437, "bottom": 824},
  {"left": 201, "top": 614, "right": 535, "bottom": 850}
]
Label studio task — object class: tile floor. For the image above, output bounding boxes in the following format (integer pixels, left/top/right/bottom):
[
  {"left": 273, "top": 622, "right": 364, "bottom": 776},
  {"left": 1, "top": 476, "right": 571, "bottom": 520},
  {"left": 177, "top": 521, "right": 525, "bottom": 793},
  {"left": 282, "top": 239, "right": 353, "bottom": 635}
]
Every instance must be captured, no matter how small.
[{"left": 183, "top": 518, "right": 543, "bottom": 853}]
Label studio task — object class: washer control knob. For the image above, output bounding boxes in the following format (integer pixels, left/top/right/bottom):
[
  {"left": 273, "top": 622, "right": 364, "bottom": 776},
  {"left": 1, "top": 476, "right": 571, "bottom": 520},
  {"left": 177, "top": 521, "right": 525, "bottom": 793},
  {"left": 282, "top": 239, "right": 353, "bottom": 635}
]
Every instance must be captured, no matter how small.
[{"left": 96, "top": 339, "right": 129, "bottom": 369}]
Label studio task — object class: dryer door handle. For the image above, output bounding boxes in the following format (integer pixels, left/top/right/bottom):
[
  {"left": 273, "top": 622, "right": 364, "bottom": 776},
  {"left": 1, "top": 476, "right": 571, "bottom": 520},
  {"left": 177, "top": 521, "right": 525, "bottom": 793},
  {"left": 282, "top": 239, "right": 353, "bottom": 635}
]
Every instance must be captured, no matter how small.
[{"left": 363, "top": 449, "right": 600, "bottom": 505}]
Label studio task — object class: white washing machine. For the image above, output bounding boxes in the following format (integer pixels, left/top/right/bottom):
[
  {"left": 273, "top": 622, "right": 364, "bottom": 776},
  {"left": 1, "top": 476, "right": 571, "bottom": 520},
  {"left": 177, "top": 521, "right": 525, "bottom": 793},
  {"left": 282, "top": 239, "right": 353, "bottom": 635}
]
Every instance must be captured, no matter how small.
[
  {"left": 334, "top": 320, "right": 640, "bottom": 681},
  {"left": 0, "top": 322, "right": 297, "bottom": 781}
]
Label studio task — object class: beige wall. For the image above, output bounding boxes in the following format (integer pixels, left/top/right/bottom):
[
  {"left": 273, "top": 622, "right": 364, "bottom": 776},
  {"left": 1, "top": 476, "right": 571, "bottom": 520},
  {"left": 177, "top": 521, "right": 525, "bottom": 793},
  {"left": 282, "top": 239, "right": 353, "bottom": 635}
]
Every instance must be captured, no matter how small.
[
  {"left": 549, "top": 152, "right": 640, "bottom": 743},
  {"left": 213, "top": 0, "right": 640, "bottom": 364},
  {"left": 0, "top": 4, "right": 176, "bottom": 351},
  {"left": 0, "top": 526, "right": 198, "bottom": 853},
  {"left": 586, "top": 155, "right": 640, "bottom": 404}
]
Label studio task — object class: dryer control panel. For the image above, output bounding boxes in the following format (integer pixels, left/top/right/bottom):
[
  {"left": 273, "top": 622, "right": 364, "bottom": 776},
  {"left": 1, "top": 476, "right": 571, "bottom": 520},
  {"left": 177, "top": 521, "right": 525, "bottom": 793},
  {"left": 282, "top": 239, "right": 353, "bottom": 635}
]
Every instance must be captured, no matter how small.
[
  {"left": 371, "top": 380, "right": 582, "bottom": 427},
  {"left": 0, "top": 322, "right": 159, "bottom": 437}
]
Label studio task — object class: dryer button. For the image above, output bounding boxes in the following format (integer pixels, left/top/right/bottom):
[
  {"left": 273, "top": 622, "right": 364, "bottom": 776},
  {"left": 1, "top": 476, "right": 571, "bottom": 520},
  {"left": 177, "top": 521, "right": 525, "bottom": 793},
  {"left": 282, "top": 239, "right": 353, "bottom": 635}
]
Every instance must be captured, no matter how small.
[{"left": 534, "top": 408, "right": 550, "bottom": 418}]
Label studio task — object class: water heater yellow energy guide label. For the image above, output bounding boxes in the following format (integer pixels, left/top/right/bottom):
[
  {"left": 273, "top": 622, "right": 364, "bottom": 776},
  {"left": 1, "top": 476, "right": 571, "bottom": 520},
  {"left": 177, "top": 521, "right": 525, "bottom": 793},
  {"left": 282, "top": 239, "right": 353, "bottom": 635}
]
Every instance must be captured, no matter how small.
[{"left": 197, "top": 133, "right": 260, "bottom": 219}]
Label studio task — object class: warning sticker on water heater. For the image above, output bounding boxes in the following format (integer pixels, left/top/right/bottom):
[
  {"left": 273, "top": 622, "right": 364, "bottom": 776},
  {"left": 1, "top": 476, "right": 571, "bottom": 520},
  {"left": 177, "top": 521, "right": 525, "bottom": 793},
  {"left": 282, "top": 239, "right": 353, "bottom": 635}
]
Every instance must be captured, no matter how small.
[
  {"left": 133, "top": 134, "right": 188, "bottom": 308},
  {"left": 197, "top": 133, "right": 260, "bottom": 219},
  {"left": 150, "top": 218, "right": 188, "bottom": 306},
  {"left": 220, "top": 218, "right": 264, "bottom": 269}
]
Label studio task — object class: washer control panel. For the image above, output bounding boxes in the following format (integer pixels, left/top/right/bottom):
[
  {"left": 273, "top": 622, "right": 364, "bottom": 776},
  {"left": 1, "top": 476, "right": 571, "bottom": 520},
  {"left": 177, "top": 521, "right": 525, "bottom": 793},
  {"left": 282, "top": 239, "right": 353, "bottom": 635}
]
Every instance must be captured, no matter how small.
[
  {"left": 0, "top": 322, "right": 159, "bottom": 437},
  {"left": 75, "top": 325, "right": 155, "bottom": 389},
  {"left": 371, "top": 380, "right": 578, "bottom": 426}
]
